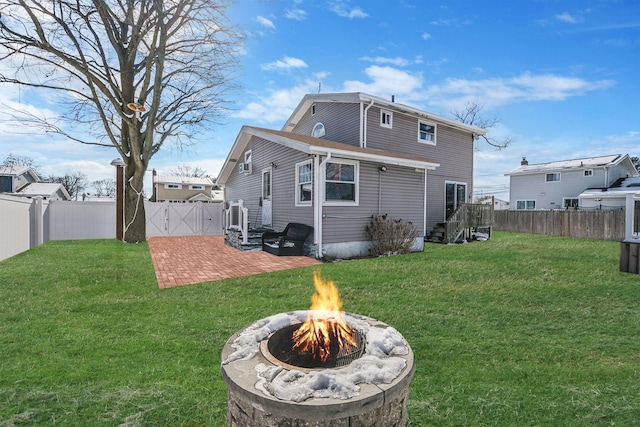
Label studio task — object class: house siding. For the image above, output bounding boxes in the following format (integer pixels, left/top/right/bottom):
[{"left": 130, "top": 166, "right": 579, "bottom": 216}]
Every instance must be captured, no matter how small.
[
  {"left": 156, "top": 186, "right": 213, "bottom": 202},
  {"left": 292, "top": 102, "right": 360, "bottom": 146}
]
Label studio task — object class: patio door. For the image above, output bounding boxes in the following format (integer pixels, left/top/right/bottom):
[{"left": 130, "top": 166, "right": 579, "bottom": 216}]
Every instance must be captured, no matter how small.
[
  {"left": 445, "top": 182, "right": 467, "bottom": 219},
  {"left": 261, "top": 168, "right": 272, "bottom": 227}
]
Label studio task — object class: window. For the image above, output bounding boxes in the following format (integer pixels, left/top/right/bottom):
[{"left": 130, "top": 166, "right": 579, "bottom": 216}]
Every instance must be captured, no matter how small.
[
  {"left": 418, "top": 121, "right": 436, "bottom": 144},
  {"left": 516, "top": 200, "right": 536, "bottom": 210},
  {"left": 311, "top": 104, "right": 316, "bottom": 115},
  {"left": 244, "top": 150, "right": 252, "bottom": 164},
  {"left": 380, "top": 110, "right": 393, "bottom": 128},
  {"left": 564, "top": 198, "right": 579, "bottom": 208},
  {"left": 584, "top": 169, "right": 593, "bottom": 177},
  {"left": 165, "top": 183, "right": 181, "bottom": 189},
  {"left": 325, "top": 160, "right": 358, "bottom": 204},
  {"left": 546, "top": 173, "right": 560, "bottom": 182},
  {"left": 295, "top": 160, "right": 313, "bottom": 206},
  {"left": 312, "top": 122, "right": 326, "bottom": 138},
  {"left": 189, "top": 185, "right": 204, "bottom": 190}
]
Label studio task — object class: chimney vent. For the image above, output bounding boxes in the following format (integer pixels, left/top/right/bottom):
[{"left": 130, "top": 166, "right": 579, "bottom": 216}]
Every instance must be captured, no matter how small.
[{"left": 521, "top": 157, "right": 529, "bottom": 166}]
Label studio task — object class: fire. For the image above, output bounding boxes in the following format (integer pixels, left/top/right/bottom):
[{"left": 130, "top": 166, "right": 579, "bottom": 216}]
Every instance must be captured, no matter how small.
[{"left": 292, "top": 270, "right": 358, "bottom": 362}]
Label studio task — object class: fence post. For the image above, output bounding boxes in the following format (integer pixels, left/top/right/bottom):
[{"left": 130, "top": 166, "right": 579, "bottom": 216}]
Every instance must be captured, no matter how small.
[{"left": 33, "top": 196, "right": 44, "bottom": 247}]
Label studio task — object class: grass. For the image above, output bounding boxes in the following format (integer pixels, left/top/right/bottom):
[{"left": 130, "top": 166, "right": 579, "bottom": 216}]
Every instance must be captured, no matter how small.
[{"left": 0, "top": 232, "right": 638, "bottom": 426}]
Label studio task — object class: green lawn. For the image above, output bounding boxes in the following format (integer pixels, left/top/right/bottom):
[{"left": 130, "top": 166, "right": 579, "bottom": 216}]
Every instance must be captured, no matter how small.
[{"left": 0, "top": 232, "right": 638, "bottom": 426}]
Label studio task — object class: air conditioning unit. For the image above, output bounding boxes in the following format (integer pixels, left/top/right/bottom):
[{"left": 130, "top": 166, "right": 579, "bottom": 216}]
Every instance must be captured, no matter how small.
[{"left": 239, "top": 162, "right": 251, "bottom": 174}]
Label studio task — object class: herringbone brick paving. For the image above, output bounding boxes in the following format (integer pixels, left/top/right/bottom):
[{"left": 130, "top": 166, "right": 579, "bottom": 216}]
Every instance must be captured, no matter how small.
[{"left": 147, "top": 235, "right": 321, "bottom": 288}]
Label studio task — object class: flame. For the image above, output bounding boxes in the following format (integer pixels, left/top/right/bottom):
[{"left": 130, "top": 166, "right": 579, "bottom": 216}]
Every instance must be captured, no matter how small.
[{"left": 292, "top": 270, "right": 358, "bottom": 362}]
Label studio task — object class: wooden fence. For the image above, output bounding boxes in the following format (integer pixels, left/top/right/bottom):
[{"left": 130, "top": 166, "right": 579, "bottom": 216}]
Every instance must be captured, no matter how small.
[{"left": 493, "top": 209, "right": 626, "bottom": 241}]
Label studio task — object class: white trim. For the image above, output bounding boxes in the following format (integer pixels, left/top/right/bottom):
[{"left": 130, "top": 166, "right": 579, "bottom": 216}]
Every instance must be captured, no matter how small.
[
  {"left": 418, "top": 121, "right": 436, "bottom": 145},
  {"left": 295, "top": 160, "right": 313, "bottom": 207},
  {"left": 323, "top": 159, "right": 359, "bottom": 206},
  {"left": 545, "top": 172, "right": 561, "bottom": 183}
]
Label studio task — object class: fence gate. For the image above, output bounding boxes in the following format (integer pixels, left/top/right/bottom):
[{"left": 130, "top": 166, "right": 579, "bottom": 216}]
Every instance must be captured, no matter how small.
[{"left": 145, "top": 201, "right": 223, "bottom": 237}]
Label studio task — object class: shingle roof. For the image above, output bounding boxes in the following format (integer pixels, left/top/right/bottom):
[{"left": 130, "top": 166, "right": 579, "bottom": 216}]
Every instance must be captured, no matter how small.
[
  {"left": 154, "top": 175, "right": 213, "bottom": 186},
  {"left": 506, "top": 154, "right": 625, "bottom": 176}
]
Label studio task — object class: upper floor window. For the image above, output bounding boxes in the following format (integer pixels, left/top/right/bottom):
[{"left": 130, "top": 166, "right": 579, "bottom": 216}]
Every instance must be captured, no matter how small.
[
  {"left": 244, "top": 150, "right": 252, "bottom": 164},
  {"left": 516, "top": 200, "right": 536, "bottom": 210},
  {"left": 312, "top": 122, "right": 326, "bottom": 138},
  {"left": 325, "top": 160, "right": 358, "bottom": 204},
  {"left": 584, "top": 169, "right": 593, "bottom": 177},
  {"left": 311, "top": 104, "right": 316, "bottom": 115},
  {"left": 165, "top": 183, "right": 181, "bottom": 190},
  {"left": 380, "top": 110, "right": 393, "bottom": 129},
  {"left": 189, "top": 184, "right": 204, "bottom": 190},
  {"left": 546, "top": 173, "right": 560, "bottom": 182},
  {"left": 418, "top": 121, "right": 436, "bottom": 144},
  {"left": 295, "top": 160, "right": 313, "bottom": 206}
]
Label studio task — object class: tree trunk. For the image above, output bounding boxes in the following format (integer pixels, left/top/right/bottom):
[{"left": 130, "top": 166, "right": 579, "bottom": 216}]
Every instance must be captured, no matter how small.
[{"left": 123, "top": 166, "right": 147, "bottom": 243}]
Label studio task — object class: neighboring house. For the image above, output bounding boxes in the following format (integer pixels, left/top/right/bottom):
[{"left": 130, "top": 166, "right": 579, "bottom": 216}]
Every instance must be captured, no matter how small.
[
  {"left": 505, "top": 154, "right": 638, "bottom": 210},
  {"left": 217, "top": 92, "right": 487, "bottom": 259},
  {"left": 478, "top": 196, "right": 509, "bottom": 210},
  {"left": 0, "top": 166, "right": 71, "bottom": 201},
  {"left": 151, "top": 169, "right": 216, "bottom": 203},
  {"left": 579, "top": 176, "right": 640, "bottom": 209}
]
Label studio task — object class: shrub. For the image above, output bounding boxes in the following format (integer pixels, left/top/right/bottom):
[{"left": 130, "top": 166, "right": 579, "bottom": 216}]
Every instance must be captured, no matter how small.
[{"left": 364, "top": 214, "right": 419, "bottom": 257}]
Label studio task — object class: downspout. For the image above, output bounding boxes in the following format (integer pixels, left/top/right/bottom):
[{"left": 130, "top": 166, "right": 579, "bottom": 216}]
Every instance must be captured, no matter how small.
[
  {"left": 423, "top": 169, "right": 428, "bottom": 238},
  {"left": 315, "top": 153, "right": 331, "bottom": 258},
  {"left": 361, "top": 98, "right": 374, "bottom": 148}
]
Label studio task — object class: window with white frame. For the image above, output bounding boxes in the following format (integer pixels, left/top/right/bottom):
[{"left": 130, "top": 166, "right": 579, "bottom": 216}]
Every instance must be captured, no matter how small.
[
  {"left": 545, "top": 173, "right": 560, "bottom": 182},
  {"left": 325, "top": 160, "right": 358, "bottom": 204},
  {"left": 164, "top": 183, "right": 181, "bottom": 189},
  {"left": 244, "top": 150, "right": 252, "bottom": 164},
  {"left": 418, "top": 121, "right": 436, "bottom": 144},
  {"left": 564, "top": 198, "right": 579, "bottom": 208},
  {"left": 295, "top": 160, "right": 313, "bottom": 206},
  {"left": 584, "top": 169, "right": 593, "bottom": 177},
  {"left": 380, "top": 110, "right": 393, "bottom": 128},
  {"left": 516, "top": 200, "right": 536, "bottom": 210},
  {"left": 189, "top": 184, "right": 204, "bottom": 190}
]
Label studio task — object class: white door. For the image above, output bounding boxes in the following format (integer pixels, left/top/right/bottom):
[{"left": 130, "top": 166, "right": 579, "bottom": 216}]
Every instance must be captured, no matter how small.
[{"left": 262, "top": 168, "right": 273, "bottom": 227}]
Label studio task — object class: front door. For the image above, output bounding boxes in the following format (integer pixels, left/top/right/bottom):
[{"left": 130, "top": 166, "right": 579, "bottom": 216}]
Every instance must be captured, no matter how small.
[
  {"left": 261, "top": 168, "right": 272, "bottom": 227},
  {"left": 445, "top": 182, "right": 467, "bottom": 219}
]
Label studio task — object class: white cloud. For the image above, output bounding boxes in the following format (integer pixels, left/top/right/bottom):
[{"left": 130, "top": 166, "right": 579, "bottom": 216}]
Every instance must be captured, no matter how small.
[
  {"left": 233, "top": 81, "right": 321, "bottom": 124},
  {"left": 261, "top": 56, "right": 308, "bottom": 71},
  {"left": 359, "top": 56, "right": 411, "bottom": 67},
  {"left": 330, "top": 1, "right": 368, "bottom": 19},
  {"left": 421, "top": 32, "right": 431, "bottom": 40},
  {"left": 342, "top": 66, "right": 423, "bottom": 100},
  {"left": 256, "top": 15, "right": 276, "bottom": 29},
  {"left": 555, "top": 12, "right": 580, "bottom": 24},
  {"left": 424, "top": 72, "right": 615, "bottom": 111},
  {"left": 286, "top": 8, "right": 307, "bottom": 21}
]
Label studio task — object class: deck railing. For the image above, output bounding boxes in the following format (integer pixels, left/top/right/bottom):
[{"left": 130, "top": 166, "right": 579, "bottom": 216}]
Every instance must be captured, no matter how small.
[
  {"left": 444, "top": 203, "right": 494, "bottom": 243},
  {"left": 226, "top": 199, "right": 249, "bottom": 244}
]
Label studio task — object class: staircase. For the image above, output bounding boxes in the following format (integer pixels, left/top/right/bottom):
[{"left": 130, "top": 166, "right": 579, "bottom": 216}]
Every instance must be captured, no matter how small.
[
  {"left": 427, "top": 203, "right": 494, "bottom": 244},
  {"left": 225, "top": 228, "right": 271, "bottom": 252}
]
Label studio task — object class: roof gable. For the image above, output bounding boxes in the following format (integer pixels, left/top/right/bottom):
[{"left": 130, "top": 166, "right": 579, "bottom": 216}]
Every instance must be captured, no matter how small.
[
  {"left": 283, "top": 92, "right": 486, "bottom": 135},
  {"left": 154, "top": 175, "right": 213, "bottom": 186}
]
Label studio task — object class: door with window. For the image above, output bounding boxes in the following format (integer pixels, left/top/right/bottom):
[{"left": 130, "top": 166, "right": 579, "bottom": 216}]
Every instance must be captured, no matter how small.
[
  {"left": 261, "top": 168, "right": 272, "bottom": 227},
  {"left": 445, "top": 182, "right": 467, "bottom": 219}
]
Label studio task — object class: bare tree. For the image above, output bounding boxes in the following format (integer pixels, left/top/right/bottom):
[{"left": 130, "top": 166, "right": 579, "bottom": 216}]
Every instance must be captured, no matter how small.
[
  {"left": 0, "top": 0, "right": 241, "bottom": 242},
  {"left": 451, "top": 101, "right": 514, "bottom": 150},
  {"left": 92, "top": 178, "right": 116, "bottom": 197},
  {"left": 1, "top": 153, "right": 40, "bottom": 174},
  {"left": 631, "top": 156, "right": 640, "bottom": 173},
  {"left": 45, "top": 172, "right": 88, "bottom": 200},
  {"left": 169, "top": 164, "right": 207, "bottom": 178}
]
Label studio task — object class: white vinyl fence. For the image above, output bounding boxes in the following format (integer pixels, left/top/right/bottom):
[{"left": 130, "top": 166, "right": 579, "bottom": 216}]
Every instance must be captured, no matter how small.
[{"left": 0, "top": 196, "right": 223, "bottom": 261}]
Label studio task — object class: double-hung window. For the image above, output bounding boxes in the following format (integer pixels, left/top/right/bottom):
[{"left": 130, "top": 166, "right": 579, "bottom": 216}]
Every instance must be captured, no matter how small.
[
  {"left": 418, "top": 121, "right": 436, "bottom": 144},
  {"left": 325, "top": 160, "right": 358, "bottom": 204},
  {"left": 295, "top": 160, "right": 312, "bottom": 206},
  {"left": 380, "top": 110, "right": 393, "bottom": 128},
  {"left": 546, "top": 173, "right": 560, "bottom": 182}
]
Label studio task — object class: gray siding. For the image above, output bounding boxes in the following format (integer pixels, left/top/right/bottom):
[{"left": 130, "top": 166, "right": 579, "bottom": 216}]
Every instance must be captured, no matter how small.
[
  {"left": 365, "top": 106, "right": 473, "bottom": 230},
  {"left": 292, "top": 102, "right": 360, "bottom": 146},
  {"left": 509, "top": 164, "right": 629, "bottom": 210}
]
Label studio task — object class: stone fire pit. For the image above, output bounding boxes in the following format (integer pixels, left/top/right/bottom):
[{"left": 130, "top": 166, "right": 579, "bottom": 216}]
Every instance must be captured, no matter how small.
[{"left": 221, "top": 310, "right": 415, "bottom": 426}]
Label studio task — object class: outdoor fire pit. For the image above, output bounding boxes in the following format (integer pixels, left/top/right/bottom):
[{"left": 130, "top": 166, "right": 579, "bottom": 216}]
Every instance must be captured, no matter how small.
[{"left": 220, "top": 272, "right": 415, "bottom": 426}]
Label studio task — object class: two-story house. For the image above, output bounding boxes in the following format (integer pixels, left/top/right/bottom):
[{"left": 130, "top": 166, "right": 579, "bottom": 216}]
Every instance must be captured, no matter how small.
[
  {"left": 505, "top": 154, "right": 638, "bottom": 210},
  {"left": 151, "top": 169, "right": 217, "bottom": 203},
  {"left": 0, "top": 166, "right": 71, "bottom": 201},
  {"left": 217, "top": 92, "right": 487, "bottom": 259}
]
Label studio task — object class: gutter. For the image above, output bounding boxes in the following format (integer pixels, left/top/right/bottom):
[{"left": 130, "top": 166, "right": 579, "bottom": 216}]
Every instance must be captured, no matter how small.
[{"left": 361, "top": 98, "right": 375, "bottom": 148}]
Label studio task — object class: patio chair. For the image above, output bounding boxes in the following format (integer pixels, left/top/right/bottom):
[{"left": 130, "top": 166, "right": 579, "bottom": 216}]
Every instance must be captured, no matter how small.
[{"left": 262, "top": 223, "right": 313, "bottom": 256}]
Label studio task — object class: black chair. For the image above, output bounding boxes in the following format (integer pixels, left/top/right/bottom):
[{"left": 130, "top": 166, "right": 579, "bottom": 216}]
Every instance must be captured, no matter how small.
[{"left": 262, "top": 223, "right": 313, "bottom": 256}]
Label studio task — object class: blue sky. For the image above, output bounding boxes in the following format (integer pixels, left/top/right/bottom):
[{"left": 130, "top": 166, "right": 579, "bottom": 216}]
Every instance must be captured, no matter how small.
[{"left": 1, "top": 0, "right": 639, "bottom": 200}]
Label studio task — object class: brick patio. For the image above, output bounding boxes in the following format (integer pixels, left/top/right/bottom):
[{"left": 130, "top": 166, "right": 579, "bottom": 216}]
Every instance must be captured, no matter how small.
[{"left": 147, "top": 235, "right": 321, "bottom": 288}]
